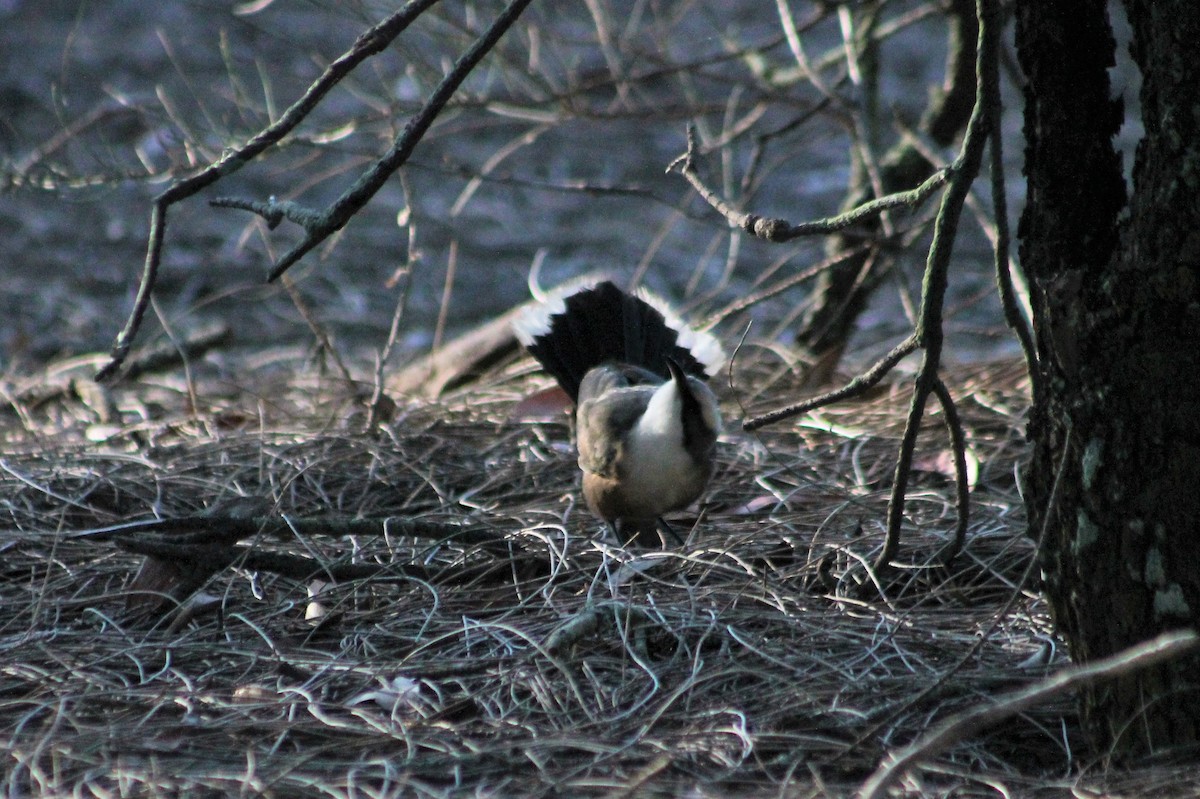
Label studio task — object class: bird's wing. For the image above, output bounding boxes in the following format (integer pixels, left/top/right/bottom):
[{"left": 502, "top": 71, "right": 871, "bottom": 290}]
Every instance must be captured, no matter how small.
[{"left": 576, "top": 385, "right": 653, "bottom": 479}]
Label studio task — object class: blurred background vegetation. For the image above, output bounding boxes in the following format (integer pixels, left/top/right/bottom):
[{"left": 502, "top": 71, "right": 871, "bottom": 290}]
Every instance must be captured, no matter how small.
[{"left": 0, "top": 0, "right": 1052, "bottom": 380}]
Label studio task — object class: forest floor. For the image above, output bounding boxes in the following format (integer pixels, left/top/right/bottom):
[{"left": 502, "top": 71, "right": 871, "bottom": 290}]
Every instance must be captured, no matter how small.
[
  {"left": 5, "top": 346, "right": 1200, "bottom": 798},
  {"left": 4, "top": 2, "right": 1188, "bottom": 797}
]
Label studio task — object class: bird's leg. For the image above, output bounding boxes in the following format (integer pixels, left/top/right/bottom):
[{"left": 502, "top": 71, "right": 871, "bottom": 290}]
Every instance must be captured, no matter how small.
[
  {"left": 656, "top": 517, "right": 685, "bottom": 548},
  {"left": 611, "top": 518, "right": 673, "bottom": 548}
]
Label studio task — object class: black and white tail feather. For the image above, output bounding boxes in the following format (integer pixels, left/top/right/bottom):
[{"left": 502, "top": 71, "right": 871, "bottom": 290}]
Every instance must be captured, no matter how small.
[
  {"left": 514, "top": 280, "right": 723, "bottom": 399},
  {"left": 515, "top": 280, "right": 724, "bottom": 547}
]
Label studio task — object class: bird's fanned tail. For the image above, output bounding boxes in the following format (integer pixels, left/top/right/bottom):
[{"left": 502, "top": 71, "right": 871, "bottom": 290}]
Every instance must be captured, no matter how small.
[{"left": 514, "top": 280, "right": 722, "bottom": 401}]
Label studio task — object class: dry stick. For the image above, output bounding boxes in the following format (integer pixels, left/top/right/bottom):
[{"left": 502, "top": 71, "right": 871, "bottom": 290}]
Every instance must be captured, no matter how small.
[
  {"left": 432, "top": 239, "right": 459, "bottom": 353},
  {"left": 118, "top": 322, "right": 231, "bottom": 381},
  {"left": 668, "top": 124, "right": 953, "bottom": 244},
  {"left": 983, "top": 13, "right": 1040, "bottom": 401},
  {"left": 279, "top": 273, "right": 357, "bottom": 388},
  {"left": 705, "top": 246, "right": 869, "bottom": 328},
  {"left": 776, "top": 0, "right": 841, "bottom": 108},
  {"left": 117, "top": 538, "right": 537, "bottom": 588},
  {"left": 856, "top": 629, "right": 1200, "bottom": 799},
  {"left": 367, "top": 272, "right": 411, "bottom": 429},
  {"left": 930, "top": 377, "right": 969, "bottom": 562},
  {"left": 367, "top": 175, "right": 419, "bottom": 428},
  {"left": 83, "top": 514, "right": 527, "bottom": 587},
  {"left": 874, "top": 0, "right": 996, "bottom": 572},
  {"left": 96, "top": 0, "right": 443, "bottom": 382},
  {"left": 9, "top": 102, "right": 146, "bottom": 188},
  {"left": 743, "top": 335, "right": 919, "bottom": 431},
  {"left": 68, "top": 514, "right": 504, "bottom": 549},
  {"left": 206, "top": 196, "right": 324, "bottom": 230},
  {"left": 882, "top": 368, "right": 933, "bottom": 564},
  {"left": 148, "top": 296, "right": 202, "bottom": 420},
  {"left": 260, "top": 0, "right": 535, "bottom": 282}
]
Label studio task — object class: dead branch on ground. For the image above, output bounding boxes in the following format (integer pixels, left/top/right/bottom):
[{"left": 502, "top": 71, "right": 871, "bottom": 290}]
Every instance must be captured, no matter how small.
[{"left": 858, "top": 630, "right": 1200, "bottom": 799}]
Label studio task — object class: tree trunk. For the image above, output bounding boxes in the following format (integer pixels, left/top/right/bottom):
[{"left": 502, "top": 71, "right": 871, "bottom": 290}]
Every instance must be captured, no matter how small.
[{"left": 1018, "top": 0, "right": 1200, "bottom": 758}]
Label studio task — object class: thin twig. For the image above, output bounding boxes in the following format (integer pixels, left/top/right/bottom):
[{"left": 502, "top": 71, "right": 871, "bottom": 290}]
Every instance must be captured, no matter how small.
[
  {"left": 704, "top": 246, "right": 869, "bottom": 328},
  {"left": 880, "top": 360, "right": 935, "bottom": 568},
  {"left": 96, "top": 0, "right": 443, "bottom": 381},
  {"left": 367, "top": 273, "right": 411, "bottom": 429},
  {"left": 983, "top": 6, "right": 1039, "bottom": 399},
  {"left": 7, "top": 102, "right": 147, "bottom": 188},
  {"left": 279, "top": 274, "right": 357, "bottom": 389},
  {"left": 367, "top": 174, "right": 419, "bottom": 428},
  {"left": 775, "top": 0, "right": 841, "bottom": 107},
  {"left": 432, "top": 239, "right": 459, "bottom": 353},
  {"left": 669, "top": 124, "right": 952, "bottom": 244},
  {"left": 743, "top": 335, "right": 919, "bottom": 431},
  {"left": 262, "top": 0, "right": 536, "bottom": 282},
  {"left": 930, "top": 377, "right": 969, "bottom": 562}
]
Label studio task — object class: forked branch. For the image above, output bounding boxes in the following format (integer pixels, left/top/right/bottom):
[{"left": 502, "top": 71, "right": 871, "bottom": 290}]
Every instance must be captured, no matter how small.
[
  {"left": 97, "top": 0, "right": 534, "bottom": 381},
  {"left": 872, "top": 0, "right": 997, "bottom": 571},
  {"left": 692, "top": 0, "right": 1005, "bottom": 571},
  {"left": 668, "top": 123, "right": 952, "bottom": 244}
]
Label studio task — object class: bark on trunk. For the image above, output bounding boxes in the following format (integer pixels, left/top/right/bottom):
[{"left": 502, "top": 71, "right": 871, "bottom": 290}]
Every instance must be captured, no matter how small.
[{"left": 1018, "top": 0, "right": 1200, "bottom": 757}]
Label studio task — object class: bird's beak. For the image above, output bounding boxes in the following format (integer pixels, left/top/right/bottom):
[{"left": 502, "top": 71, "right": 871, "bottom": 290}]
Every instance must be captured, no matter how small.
[{"left": 664, "top": 355, "right": 687, "bottom": 385}]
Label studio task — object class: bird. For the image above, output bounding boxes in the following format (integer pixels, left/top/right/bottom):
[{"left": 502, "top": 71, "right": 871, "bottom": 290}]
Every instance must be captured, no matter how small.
[{"left": 514, "top": 280, "right": 724, "bottom": 546}]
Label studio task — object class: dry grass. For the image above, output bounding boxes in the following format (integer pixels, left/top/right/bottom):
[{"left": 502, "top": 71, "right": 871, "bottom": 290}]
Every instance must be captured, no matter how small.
[{"left": 3, "top": 353, "right": 1199, "bottom": 797}]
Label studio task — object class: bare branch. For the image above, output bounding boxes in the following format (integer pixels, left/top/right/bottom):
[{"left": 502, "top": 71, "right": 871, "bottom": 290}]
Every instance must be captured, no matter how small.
[
  {"left": 983, "top": 8, "right": 1040, "bottom": 397},
  {"left": 261, "top": 0, "right": 536, "bottom": 282},
  {"left": 96, "top": 0, "right": 443, "bottom": 381},
  {"left": 930, "top": 376, "right": 969, "bottom": 562},
  {"left": 96, "top": 0, "right": 480, "bottom": 382},
  {"left": 742, "top": 334, "right": 919, "bottom": 431},
  {"left": 668, "top": 123, "right": 952, "bottom": 244},
  {"left": 208, "top": 196, "right": 325, "bottom": 230},
  {"left": 70, "top": 512, "right": 508, "bottom": 550},
  {"left": 875, "top": 0, "right": 997, "bottom": 571}
]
